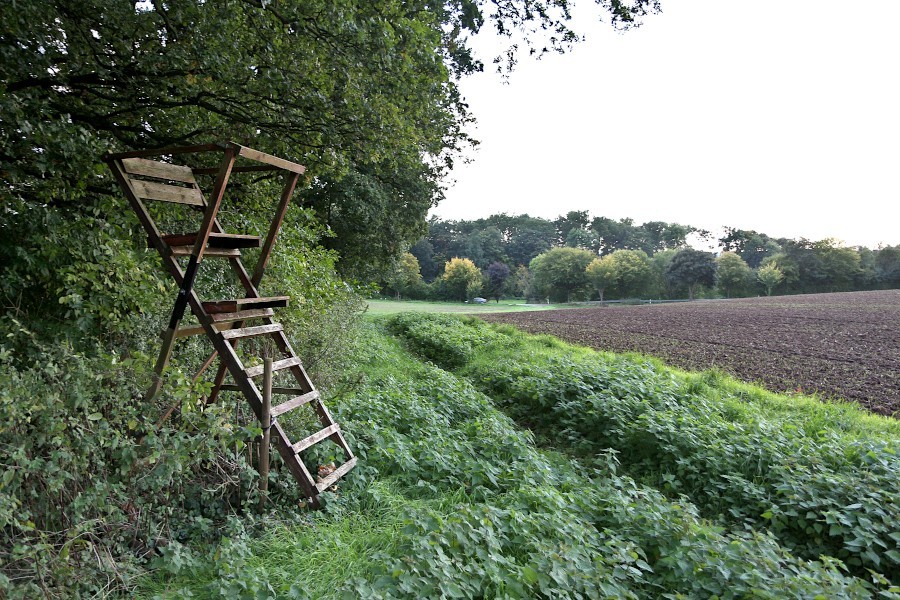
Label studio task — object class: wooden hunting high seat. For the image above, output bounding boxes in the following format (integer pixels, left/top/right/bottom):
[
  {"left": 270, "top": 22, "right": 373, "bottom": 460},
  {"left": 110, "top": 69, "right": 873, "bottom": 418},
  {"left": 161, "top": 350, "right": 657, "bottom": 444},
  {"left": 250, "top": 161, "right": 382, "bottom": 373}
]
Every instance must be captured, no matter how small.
[{"left": 105, "top": 142, "right": 356, "bottom": 506}]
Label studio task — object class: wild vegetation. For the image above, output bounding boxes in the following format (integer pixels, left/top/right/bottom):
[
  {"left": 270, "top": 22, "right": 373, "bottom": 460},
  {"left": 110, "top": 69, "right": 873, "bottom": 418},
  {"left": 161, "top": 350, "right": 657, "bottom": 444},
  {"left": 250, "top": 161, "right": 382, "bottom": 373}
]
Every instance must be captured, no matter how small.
[
  {"left": 134, "top": 317, "right": 899, "bottom": 598},
  {"left": 387, "top": 314, "right": 900, "bottom": 591}
]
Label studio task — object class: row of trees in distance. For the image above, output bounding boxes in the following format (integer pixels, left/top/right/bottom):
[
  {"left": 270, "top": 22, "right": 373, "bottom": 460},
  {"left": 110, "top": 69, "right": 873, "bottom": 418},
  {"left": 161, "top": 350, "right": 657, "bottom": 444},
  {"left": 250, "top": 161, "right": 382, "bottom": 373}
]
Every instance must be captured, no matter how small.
[{"left": 380, "top": 212, "right": 900, "bottom": 302}]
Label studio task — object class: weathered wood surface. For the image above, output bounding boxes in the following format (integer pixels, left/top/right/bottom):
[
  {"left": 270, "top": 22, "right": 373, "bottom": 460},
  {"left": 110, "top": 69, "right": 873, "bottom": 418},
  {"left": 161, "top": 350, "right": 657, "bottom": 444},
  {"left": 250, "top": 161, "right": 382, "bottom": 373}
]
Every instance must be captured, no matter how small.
[
  {"left": 202, "top": 296, "right": 290, "bottom": 313},
  {"left": 208, "top": 308, "right": 275, "bottom": 323},
  {"left": 245, "top": 356, "right": 302, "bottom": 378},
  {"left": 316, "top": 458, "right": 358, "bottom": 492},
  {"left": 123, "top": 157, "right": 197, "bottom": 183},
  {"left": 292, "top": 423, "right": 340, "bottom": 454},
  {"left": 270, "top": 390, "right": 319, "bottom": 418},
  {"left": 220, "top": 323, "right": 284, "bottom": 340},
  {"left": 130, "top": 179, "right": 204, "bottom": 206}
]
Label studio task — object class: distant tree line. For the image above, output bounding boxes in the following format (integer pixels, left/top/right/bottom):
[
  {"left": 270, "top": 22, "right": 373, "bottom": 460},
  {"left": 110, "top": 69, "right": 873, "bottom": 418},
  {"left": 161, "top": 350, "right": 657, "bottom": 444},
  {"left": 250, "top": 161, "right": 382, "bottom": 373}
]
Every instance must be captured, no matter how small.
[{"left": 378, "top": 212, "right": 900, "bottom": 302}]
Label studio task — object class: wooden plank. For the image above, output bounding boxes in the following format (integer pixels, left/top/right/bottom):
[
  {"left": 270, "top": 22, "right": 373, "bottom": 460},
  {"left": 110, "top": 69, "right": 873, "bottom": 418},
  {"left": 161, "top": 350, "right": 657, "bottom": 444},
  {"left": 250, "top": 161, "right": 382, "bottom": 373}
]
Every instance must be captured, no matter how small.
[
  {"left": 170, "top": 246, "right": 241, "bottom": 257},
  {"left": 130, "top": 179, "right": 204, "bottom": 206},
  {"left": 291, "top": 423, "right": 339, "bottom": 454},
  {"left": 159, "top": 324, "right": 220, "bottom": 339},
  {"left": 208, "top": 308, "right": 274, "bottom": 323},
  {"left": 122, "top": 158, "right": 196, "bottom": 183},
  {"left": 202, "top": 296, "right": 289, "bottom": 314},
  {"left": 193, "top": 165, "right": 280, "bottom": 174},
  {"left": 235, "top": 144, "right": 306, "bottom": 174},
  {"left": 219, "top": 384, "right": 306, "bottom": 395},
  {"left": 161, "top": 232, "right": 262, "bottom": 249},
  {"left": 220, "top": 323, "right": 283, "bottom": 340},
  {"left": 270, "top": 391, "right": 319, "bottom": 418},
  {"left": 315, "top": 457, "right": 358, "bottom": 492},
  {"left": 245, "top": 356, "right": 302, "bottom": 378}
]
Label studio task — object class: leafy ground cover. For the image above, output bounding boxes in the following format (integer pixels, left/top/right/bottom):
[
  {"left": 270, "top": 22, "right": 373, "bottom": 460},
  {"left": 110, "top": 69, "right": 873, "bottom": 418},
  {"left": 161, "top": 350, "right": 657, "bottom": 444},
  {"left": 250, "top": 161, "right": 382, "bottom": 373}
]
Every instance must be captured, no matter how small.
[
  {"left": 388, "top": 313, "right": 900, "bottom": 588},
  {"left": 134, "top": 317, "right": 900, "bottom": 598},
  {"left": 481, "top": 290, "right": 900, "bottom": 415}
]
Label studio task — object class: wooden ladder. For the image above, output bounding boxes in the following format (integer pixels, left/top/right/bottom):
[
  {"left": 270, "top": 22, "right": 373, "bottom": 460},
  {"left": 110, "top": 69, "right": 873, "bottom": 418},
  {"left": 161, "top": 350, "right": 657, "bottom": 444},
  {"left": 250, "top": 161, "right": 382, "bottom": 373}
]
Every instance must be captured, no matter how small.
[{"left": 105, "top": 142, "right": 356, "bottom": 506}]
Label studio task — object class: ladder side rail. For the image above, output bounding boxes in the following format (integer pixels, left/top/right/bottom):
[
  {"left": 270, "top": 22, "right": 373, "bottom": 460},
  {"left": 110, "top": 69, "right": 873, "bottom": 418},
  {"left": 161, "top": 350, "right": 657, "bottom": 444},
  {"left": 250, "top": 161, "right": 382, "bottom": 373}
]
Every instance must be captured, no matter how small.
[{"left": 108, "top": 158, "right": 192, "bottom": 400}]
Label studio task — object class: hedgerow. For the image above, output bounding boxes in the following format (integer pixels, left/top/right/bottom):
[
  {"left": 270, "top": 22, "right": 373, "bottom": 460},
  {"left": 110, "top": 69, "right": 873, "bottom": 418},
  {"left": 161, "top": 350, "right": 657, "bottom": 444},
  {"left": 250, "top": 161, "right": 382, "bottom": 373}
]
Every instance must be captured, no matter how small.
[
  {"left": 388, "top": 313, "right": 900, "bottom": 587},
  {"left": 0, "top": 197, "right": 366, "bottom": 598}
]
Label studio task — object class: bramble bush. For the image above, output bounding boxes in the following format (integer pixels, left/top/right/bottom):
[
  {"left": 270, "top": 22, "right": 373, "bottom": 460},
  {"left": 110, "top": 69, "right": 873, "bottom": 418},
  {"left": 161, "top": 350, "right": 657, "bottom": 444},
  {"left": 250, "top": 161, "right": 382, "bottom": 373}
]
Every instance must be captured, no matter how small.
[
  {"left": 0, "top": 191, "right": 367, "bottom": 597},
  {"left": 388, "top": 313, "right": 900, "bottom": 587}
]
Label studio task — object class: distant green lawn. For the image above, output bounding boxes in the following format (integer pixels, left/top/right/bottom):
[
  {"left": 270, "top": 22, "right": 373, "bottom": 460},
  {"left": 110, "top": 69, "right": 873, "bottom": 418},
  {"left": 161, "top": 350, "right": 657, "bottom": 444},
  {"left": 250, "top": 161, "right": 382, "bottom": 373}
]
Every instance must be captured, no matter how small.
[{"left": 365, "top": 298, "right": 573, "bottom": 315}]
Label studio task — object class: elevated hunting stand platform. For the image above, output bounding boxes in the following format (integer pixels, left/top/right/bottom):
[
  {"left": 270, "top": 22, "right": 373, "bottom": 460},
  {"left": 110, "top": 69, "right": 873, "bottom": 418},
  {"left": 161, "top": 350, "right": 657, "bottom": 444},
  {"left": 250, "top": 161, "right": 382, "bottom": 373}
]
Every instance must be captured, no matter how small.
[{"left": 105, "top": 142, "right": 356, "bottom": 506}]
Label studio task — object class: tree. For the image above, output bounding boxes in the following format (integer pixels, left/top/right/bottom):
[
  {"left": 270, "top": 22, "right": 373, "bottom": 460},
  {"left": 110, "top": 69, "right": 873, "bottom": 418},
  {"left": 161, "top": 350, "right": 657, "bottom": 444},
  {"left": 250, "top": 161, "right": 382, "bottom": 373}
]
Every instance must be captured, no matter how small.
[
  {"left": 302, "top": 164, "right": 435, "bottom": 280},
  {"left": 510, "top": 265, "right": 532, "bottom": 299},
  {"left": 586, "top": 255, "right": 617, "bottom": 301},
  {"left": 466, "top": 228, "right": 507, "bottom": 269},
  {"left": 715, "top": 252, "right": 753, "bottom": 298},
  {"left": 650, "top": 249, "right": 678, "bottom": 298},
  {"left": 530, "top": 247, "right": 595, "bottom": 302},
  {"left": 442, "top": 258, "right": 482, "bottom": 302},
  {"left": 506, "top": 225, "right": 556, "bottom": 267},
  {"left": 554, "top": 210, "right": 591, "bottom": 245},
  {"left": 410, "top": 239, "right": 439, "bottom": 282},
  {"left": 485, "top": 262, "right": 511, "bottom": 302},
  {"left": 609, "top": 249, "right": 655, "bottom": 298},
  {"left": 665, "top": 249, "right": 717, "bottom": 300},
  {"left": 813, "top": 239, "right": 860, "bottom": 292},
  {"left": 757, "top": 262, "right": 784, "bottom": 296},
  {"left": 565, "top": 228, "right": 600, "bottom": 252},
  {"left": 761, "top": 253, "right": 799, "bottom": 291},
  {"left": 719, "top": 228, "right": 781, "bottom": 268},
  {"left": 875, "top": 245, "right": 900, "bottom": 287},
  {"left": 383, "top": 253, "right": 422, "bottom": 300}
]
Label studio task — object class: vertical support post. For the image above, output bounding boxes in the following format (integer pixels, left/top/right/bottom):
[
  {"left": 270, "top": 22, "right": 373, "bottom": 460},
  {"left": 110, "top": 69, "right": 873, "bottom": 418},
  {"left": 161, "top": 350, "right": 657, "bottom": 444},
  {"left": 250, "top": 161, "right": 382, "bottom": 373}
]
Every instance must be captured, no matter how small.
[{"left": 259, "top": 357, "right": 273, "bottom": 511}]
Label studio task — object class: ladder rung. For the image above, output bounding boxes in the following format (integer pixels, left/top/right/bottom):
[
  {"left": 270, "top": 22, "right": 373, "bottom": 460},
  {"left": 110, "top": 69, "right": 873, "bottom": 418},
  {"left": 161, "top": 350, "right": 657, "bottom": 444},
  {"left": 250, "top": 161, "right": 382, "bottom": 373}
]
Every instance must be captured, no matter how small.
[
  {"left": 220, "top": 323, "right": 283, "bottom": 340},
  {"left": 316, "top": 457, "right": 358, "bottom": 492},
  {"left": 161, "top": 324, "right": 218, "bottom": 339},
  {"left": 208, "top": 308, "right": 275, "bottom": 323},
  {"left": 203, "top": 296, "right": 290, "bottom": 314},
  {"left": 271, "top": 390, "right": 319, "bottom": 418},
  {"left": 246, "top": 356, "right": 302, "bottom": 378},
  {"left": 159, "top": 232, "right": 262, "bottom": 249},
  {"left": 220, "top": 383, "right": 306, "bottom": 395},
  {"left": 292, "top": 423, "right": 340, "bottom": 454},
  {"left": 171, "top": 246, "right": 241, "bottom": 257}
]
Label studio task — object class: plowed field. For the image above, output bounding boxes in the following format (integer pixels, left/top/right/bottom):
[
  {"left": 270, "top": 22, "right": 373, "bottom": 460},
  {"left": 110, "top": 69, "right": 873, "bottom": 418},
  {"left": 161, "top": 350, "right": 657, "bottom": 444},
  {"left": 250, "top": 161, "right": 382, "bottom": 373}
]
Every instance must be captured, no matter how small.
[{"left": 481, "top": 290, "right": 900, "bottom": 416}]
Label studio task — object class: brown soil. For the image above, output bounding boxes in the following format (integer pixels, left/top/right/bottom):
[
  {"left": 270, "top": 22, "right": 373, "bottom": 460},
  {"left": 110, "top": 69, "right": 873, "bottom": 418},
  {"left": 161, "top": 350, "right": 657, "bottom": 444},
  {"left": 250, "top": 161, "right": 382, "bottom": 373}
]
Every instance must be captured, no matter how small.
[{"left": 481, "top": 290, "right": 900, "bottom": 416}]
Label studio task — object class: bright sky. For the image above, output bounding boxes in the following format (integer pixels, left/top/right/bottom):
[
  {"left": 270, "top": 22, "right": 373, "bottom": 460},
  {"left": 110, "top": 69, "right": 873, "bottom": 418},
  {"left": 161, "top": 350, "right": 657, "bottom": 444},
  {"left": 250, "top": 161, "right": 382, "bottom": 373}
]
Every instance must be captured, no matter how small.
[{"left": 434, "top": 1, "right": 900, "bottom": 249}]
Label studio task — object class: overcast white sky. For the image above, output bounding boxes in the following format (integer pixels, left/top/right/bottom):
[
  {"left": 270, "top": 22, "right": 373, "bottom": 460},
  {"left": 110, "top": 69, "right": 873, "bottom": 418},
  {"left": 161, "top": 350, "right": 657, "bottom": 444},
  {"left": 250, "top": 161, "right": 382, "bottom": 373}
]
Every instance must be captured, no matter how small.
[{"left": 434, "top": 1, "right": 900, "bottom": 249}]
